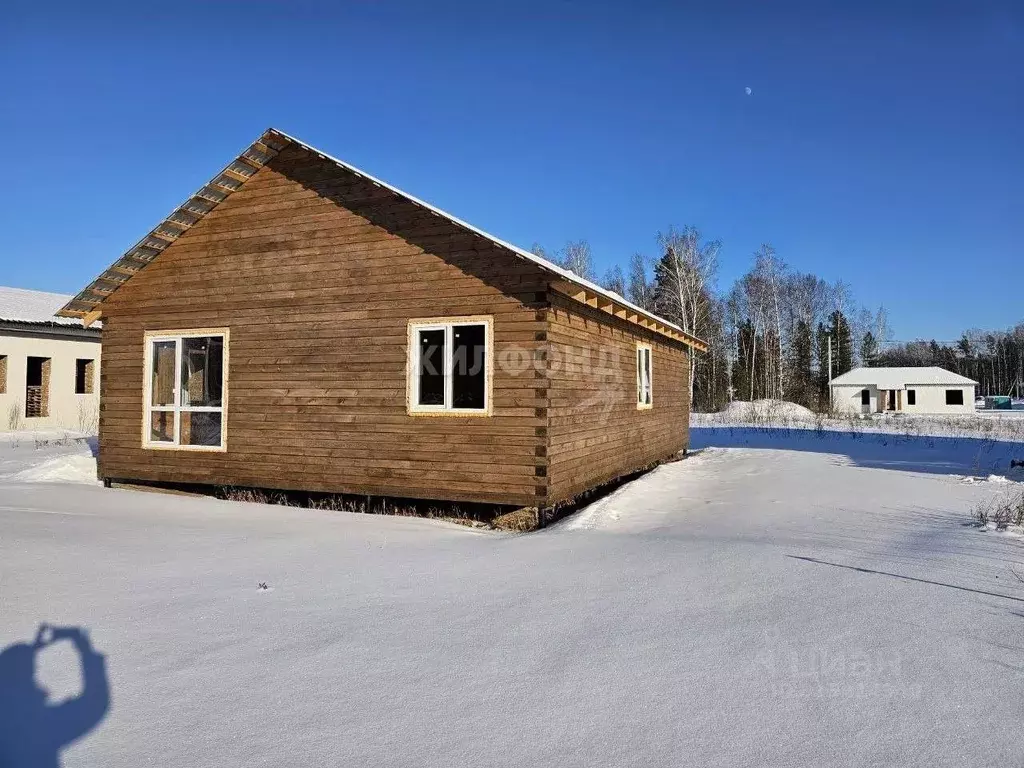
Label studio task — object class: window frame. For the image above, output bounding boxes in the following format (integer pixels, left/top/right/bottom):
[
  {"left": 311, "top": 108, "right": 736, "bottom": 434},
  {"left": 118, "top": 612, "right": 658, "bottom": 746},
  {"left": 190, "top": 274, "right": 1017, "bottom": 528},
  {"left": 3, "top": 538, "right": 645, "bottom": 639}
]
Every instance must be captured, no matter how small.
[
  {"left": 407, "top": 316, "right": 493, "bottom": 417},
  {"left": 906, "top": 389, "right": 916, "bottom": 406},
  {"left": 636, "top": 343, "right": 653, "bottom": 409},
  {"left": 860, "top": 389, "right": 870, "bottom": 406},
  {"left": 945, "top": 389, "right": 964, "bottom": 406},
  {"left": 142, "top": 328, "right": 229, "bottom": 451}
]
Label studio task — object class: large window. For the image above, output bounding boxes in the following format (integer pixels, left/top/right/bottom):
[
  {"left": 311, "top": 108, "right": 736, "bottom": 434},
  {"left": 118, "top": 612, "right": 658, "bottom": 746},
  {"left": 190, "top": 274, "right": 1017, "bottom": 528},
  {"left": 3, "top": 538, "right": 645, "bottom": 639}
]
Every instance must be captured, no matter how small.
[
  {"left": 408, "top": 318, "right": 491, "bottom": 414},
  {"left": 945, "top": 389, "right": 964, "bottom": 406},
  {"left": 636, "top": 344, "right": 653, "bottom": 408},
  {"left": 144, "top": 330, "right": 227, "bottom": 449}
]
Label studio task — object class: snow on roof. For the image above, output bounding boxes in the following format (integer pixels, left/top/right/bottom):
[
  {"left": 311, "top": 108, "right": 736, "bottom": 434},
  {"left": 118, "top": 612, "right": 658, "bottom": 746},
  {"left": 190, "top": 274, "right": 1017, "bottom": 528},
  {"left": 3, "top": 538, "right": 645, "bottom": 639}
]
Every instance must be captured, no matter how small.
[
  {"left": 57, "top": 128, "right": 705, "bottom": 350},
  {"left": 0, "top": 286, "right": 88, "bottom": 327},
  {"left": 830, "top": 367, "right": 978, "bottom": 389}
]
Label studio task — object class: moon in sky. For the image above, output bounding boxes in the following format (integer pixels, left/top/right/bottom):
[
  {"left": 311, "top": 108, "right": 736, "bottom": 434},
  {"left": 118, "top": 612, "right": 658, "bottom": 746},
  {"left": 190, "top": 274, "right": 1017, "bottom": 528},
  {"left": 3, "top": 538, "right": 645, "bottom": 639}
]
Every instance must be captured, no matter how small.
[{"left": 745, "top": 86, "right": 753, "bottom": 96}]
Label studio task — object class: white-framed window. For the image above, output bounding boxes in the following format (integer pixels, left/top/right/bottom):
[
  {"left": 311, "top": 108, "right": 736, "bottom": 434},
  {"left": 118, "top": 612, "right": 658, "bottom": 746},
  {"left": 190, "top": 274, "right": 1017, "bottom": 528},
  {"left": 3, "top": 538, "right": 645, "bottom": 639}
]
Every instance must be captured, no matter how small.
[
  {"left": 636, "top": 343, "right": 653, "bottom": 408},
  {"left": 143, "top": 329, "right": 228, "bottom": 450},
  {"left": 408, "top": 317, "right": 492, "bottom": 415}
]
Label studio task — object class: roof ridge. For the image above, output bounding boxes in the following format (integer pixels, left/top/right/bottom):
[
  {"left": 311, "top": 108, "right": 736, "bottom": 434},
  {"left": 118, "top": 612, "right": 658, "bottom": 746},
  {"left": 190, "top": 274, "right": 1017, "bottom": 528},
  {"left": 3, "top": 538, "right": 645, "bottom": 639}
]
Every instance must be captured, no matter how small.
[
  {"left": 0, "top": 285, "right": 73, "bottom": 297},
  {"left": 830, "top": 365, "right": 978, "bottom": 386}
]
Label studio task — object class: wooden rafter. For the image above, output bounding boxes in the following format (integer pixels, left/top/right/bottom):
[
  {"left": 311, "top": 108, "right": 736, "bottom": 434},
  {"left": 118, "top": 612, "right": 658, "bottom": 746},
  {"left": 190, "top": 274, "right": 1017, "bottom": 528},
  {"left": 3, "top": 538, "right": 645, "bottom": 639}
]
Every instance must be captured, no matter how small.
[
  {"left": 549, "top": 280, "right": 708, "bottom": 351},
  {"left": 56, "top": 128, "right": 289, "bottom": 320},
  {"left": 221, "top": 167, "right": 251, "bottom": 184},
  {"left": 195, "top": 187, "right": 227, "bottom": 204}
]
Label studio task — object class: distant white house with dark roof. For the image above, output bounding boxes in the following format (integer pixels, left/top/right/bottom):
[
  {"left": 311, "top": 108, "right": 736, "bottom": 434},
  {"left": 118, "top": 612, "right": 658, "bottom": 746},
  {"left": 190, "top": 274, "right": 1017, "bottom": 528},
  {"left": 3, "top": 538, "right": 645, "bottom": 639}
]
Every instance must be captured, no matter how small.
[
  {"left": 830, "top": 366, "right": 978, "bottom": 415},
  {"left": 0, "top": 286, "right": 101, "bottom": 432}
]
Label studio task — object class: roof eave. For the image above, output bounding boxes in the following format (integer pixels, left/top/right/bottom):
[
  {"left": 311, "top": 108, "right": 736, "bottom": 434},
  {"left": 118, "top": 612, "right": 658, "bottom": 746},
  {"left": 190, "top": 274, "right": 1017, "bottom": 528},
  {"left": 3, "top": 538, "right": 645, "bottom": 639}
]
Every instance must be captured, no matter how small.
[{"left": 0, "top": 319, "right": 101, "bottom": 338}]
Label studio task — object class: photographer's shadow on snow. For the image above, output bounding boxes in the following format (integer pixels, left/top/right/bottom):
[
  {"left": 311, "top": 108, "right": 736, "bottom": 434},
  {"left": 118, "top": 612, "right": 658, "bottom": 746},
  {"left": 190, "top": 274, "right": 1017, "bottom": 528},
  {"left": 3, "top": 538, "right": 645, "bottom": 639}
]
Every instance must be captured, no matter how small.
[{"left": 0, "top": 624, "right": 110, "bottom": 767}]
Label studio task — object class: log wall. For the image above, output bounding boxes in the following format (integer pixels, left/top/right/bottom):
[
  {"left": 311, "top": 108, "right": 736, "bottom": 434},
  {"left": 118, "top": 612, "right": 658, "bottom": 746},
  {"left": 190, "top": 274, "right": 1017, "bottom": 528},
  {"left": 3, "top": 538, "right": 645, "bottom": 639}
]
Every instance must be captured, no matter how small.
[
  {"left": 544, "top": 294, "right": 690, "bottom": 503},
  {"left": 98, "top": 143, "right": 692, "bottom": 508},
  {"left": 99, "top": 144, "right": 548, "bottom": 506}
]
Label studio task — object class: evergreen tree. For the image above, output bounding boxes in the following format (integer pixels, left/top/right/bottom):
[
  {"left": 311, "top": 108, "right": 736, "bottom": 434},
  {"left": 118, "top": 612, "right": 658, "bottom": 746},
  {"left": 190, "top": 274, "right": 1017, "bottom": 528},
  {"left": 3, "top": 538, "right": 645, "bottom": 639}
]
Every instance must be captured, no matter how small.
[
  {"left": 815, "top": 322, "right": 831, "bottom": 406},
  {"left": 735, "top": 319, "right": 755, "bottom": 402},
  {"left": 651, "top": 248, "right": 683, "bottom": 326},
  {"left": 789, "top": 319, "right": 814, "bottom": 407},
  {"left": 860, "top": 331, "right": 878, "bottom": 367},
  {"left": 652, "top": 237, "right": 721, "bottom": 404},
  {"left": 829, "top": 310, "right": 854, "bottom": 377}
]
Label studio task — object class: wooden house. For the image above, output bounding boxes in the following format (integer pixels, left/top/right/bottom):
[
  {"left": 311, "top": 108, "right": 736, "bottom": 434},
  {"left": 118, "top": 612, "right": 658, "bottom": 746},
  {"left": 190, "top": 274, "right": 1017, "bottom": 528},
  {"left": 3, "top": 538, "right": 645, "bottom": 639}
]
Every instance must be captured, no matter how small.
[{"left": 58, "top": 129, "right": 706, "bottom": 508}]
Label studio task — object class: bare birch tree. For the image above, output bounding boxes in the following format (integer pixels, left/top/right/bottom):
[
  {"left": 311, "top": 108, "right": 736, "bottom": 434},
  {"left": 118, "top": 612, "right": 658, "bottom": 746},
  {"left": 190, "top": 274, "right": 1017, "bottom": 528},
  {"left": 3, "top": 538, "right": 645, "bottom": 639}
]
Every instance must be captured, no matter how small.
[
  {"left": 602, "top": 264, "right": 626, "bottom": 296},
  {"left": 750, "top": 245, "right": 786, "bottom": 398},
  {"left": 557, "top": 240, "right": 594, "bottom": 281},
  {"left": 652, "top": 227, "right": 721, "bottom": 399},
  {"left": 627, "top": 252, "right": 655, "bottom": 310}
]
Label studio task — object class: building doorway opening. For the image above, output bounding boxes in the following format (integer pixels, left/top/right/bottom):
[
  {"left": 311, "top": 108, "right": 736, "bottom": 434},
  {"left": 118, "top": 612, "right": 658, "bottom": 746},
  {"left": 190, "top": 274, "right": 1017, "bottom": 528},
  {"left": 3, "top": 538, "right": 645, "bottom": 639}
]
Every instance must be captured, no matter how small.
[{"left": 885, "top": 389, "right": 898, "bottom": 412}]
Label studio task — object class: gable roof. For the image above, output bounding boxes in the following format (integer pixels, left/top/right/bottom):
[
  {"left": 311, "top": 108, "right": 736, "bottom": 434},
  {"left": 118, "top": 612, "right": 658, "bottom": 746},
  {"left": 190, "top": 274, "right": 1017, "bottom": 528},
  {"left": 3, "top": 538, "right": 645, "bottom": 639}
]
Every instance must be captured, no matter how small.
[
  {"left": 56, "top": 128, "right": 706, "bottom": 350},
  {"left": 830, "top": 366, "right": 978, "bottom": 389},
  {"left": 0, "top": 286, "right": 95, "bottom": 328}
]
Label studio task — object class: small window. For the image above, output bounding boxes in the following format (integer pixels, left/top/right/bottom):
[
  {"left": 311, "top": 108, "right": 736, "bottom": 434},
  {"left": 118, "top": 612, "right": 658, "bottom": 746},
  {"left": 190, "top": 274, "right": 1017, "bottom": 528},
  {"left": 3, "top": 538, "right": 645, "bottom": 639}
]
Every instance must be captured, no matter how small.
[
  {"left": 906, "top": 389, "right": 916, "bottom": 406},
  {"left": 75, "top": 359, "right": 95, "bottom": 395},
  {"left": 409, "top": 318, "right": 490, "bottom": 414},
  {"left": 0, "top": 354, "right": 6, "bottom": 395},
  {"left": 945, "top": 389, "right": 964, "bottom": 406},
  {"left": 636, "top": 344, "right": 653, "bottom": 408},
  {"left": 144, "top": 330, "right": 227, "bottom": 449},
  {"left": 860, "top": 389, "right": 870, "bottom": 406}
]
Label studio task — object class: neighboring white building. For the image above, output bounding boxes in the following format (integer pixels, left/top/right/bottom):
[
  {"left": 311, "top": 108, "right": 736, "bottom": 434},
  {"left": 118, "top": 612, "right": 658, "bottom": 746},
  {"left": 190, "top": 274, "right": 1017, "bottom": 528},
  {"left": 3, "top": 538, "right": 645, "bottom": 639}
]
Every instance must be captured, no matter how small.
[
  {"left": 0, "top": 286, "right": 101, "bottom": 432},
  {"left": 830, "top": 366, "right": 978, "bottom": 415}
]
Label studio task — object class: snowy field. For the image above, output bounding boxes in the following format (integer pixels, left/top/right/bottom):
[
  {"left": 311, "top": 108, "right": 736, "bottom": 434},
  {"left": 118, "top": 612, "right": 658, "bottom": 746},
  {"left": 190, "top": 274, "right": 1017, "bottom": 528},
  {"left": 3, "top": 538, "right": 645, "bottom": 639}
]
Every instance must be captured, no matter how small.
[
  {"left": 0, "top": 431, "right": 99, "bottom": 486},
  {"left": 2, "top": 433, "right": 1023, "bottom": 767},
  {"left": 695, "top": 399, "right": 1024, "bottom": 445}
]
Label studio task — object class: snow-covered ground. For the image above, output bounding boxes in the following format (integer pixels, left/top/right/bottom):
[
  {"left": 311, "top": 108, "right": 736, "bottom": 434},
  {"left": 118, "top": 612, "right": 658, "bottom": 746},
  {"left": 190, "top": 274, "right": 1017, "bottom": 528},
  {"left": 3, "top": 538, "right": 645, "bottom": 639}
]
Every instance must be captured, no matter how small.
[
  {"left": 691, "top": 424, "right": 1024, "bottom": 477},
  {"left": 0, "top": 430, "right": 99, "bottom": 485},
  {"left": 1, "top": 433, "right": 1023, "bottom": 766},
  {"left": 697, "top": 398, "right": 1024, "bottom": 443}
]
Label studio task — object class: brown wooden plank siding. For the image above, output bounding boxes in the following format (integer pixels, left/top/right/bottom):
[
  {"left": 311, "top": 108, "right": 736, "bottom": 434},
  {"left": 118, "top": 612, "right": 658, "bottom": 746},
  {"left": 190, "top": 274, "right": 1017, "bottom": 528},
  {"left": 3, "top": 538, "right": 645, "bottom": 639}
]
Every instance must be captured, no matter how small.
[
  {"left": 98, "top": 144, "right": 549, "bottom": 506},
  {"left": 544, "top": 293, "right": 690, "bottom": 504}
]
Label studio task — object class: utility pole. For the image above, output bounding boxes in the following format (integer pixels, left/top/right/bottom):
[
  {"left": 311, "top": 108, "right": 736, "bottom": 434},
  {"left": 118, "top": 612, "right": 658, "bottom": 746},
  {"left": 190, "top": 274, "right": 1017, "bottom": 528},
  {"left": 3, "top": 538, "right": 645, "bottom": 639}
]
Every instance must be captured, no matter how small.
[
  {"left": 828, "top": 335, "right": 833, "bottom": 410},
  {"left": 828, "top": 335, "right": 833, "bottom": 381}
]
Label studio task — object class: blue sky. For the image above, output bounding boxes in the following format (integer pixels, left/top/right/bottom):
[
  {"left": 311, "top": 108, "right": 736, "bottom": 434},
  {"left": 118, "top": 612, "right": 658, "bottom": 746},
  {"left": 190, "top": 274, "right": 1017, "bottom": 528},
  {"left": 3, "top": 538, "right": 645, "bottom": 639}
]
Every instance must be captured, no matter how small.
[{"left": 1, "top": 1, "right": 1020, "bottom": 340}]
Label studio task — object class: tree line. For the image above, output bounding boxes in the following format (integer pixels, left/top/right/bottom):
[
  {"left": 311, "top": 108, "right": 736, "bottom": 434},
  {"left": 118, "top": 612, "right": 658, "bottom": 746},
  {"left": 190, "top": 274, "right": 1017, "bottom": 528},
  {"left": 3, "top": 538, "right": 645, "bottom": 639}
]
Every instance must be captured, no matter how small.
[
  {"left": 877, "top": 328, "right": 1024, "bottom": 398},
  {"left": 532, "top": 233, "right": 913, "bottom": 413}
]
